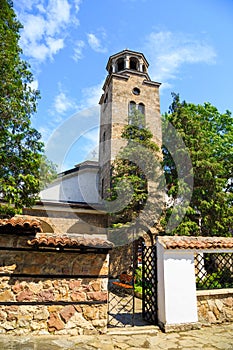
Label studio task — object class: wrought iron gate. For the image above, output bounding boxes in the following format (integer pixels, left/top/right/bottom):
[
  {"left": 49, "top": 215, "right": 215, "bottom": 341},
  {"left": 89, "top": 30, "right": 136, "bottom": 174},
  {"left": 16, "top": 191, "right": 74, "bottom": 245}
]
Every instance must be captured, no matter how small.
[
  {"left": 108, "top": 241, "right": 158, "bottom": 328},
  {"left": 107, "top": 242, "right": 135, "bottom": 328},
  {"left": 108, "top": 279, "right": 135, "bottom": 327},
  {"left": 142, "top": 244, "right": 158, "bottom": 325}
]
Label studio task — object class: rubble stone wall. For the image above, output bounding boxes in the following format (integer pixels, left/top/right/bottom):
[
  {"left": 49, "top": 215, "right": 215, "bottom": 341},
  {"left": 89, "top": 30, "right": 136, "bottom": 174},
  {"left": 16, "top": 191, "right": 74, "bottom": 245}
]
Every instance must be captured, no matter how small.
[
  {"left": 197, "top": 289, "right": 233, "bottom": 325},
  {"left": 109, "top": 244, "right": 133, "bottom": 278},
  {"left": 0, "top": 248, "right": 109, "bottom": 335}
]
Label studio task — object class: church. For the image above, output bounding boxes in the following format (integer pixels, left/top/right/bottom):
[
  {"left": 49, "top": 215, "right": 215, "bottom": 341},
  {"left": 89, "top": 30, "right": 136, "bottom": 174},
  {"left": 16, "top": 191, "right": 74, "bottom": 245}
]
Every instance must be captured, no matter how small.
[{"left": 23, "top": 49, "right": 162, "bottom": 238}]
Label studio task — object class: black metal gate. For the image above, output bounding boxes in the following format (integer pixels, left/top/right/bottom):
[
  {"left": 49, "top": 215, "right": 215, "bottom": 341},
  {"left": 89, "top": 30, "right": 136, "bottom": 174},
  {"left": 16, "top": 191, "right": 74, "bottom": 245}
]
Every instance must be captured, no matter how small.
[
  {"left": 108, "top": 279, "right": 135, "bottom": 327},
  {"left": 142, "top": 244, "right": 158, "bottom": 325},
  {"left": 107, "top": 241, "right": 135, "bottom": 328},
  {"left": 108, "top": 241, "right": 158, "bottom": 328}
]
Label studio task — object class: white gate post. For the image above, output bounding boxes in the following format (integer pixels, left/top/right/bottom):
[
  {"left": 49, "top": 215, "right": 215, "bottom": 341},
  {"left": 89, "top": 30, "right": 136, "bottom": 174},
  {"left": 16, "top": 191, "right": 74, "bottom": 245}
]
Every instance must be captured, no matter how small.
[{"left": 157, "top": 237, "right": 199, "bottom": 331}]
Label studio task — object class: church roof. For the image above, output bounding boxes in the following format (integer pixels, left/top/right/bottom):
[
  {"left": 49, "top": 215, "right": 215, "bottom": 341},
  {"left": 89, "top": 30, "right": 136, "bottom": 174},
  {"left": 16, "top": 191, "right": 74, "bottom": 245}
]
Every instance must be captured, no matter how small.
[{"left": 58, "top": 160, "right": 99, "bottom": 178}]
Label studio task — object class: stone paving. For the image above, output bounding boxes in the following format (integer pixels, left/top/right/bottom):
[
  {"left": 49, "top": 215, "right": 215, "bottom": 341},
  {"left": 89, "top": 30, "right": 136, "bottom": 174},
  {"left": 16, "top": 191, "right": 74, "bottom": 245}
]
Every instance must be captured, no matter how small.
[{"left": 0, "top": 323, "right": 232, "bottom": 350}]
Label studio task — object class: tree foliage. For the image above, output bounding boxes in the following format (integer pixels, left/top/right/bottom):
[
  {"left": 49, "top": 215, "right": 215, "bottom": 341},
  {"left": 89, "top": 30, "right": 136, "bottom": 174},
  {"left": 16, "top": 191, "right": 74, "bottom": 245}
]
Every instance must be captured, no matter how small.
[
  {"left": 0, "top": 0, "right": 56, "bottom": 217},
  {"left": 109, "top": 108, "right": 163, "bottom": 230},
  {"left": 163, "top": 93, "right": 233, "bottom": 236}
]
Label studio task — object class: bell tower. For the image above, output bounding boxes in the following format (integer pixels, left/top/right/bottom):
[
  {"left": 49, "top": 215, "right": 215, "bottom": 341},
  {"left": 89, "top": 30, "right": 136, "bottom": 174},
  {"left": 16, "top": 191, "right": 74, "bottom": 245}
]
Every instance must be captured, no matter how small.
[{"left": 99, "top": 49, "right": 161, "bottom": 198}]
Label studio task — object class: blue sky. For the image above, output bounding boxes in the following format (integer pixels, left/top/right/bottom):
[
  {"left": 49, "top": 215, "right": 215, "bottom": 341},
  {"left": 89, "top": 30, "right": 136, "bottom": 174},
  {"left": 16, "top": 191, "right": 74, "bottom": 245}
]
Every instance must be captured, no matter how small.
[{"left": 14, "top": 0, "right": 233, "bottom": 172}]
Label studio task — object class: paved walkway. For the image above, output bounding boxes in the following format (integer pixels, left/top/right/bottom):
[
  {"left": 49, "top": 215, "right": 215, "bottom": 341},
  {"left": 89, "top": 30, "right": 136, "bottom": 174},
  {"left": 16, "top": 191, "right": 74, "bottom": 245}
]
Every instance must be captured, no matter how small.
[{"left": 0, "top": 323, "right": 232, "bottom": 350}]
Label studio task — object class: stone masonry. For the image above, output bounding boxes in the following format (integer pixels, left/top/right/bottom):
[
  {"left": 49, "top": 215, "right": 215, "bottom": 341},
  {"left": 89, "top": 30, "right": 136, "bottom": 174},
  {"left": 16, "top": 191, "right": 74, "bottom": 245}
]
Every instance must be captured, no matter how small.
[
  {"left": 197, "top": 289, "right": 233, "bottom": 325},
  {"left": 0, "top": 249, "right": 109, "bottom": 335},
  {"left": 99, "top": 50, "right": 161, "bottom": 198},
  {"left": 0, "top": 218, "right": 112, "bottom": 336},
  {"left": 23, "top": 205, "right": 108, "bottom": 235}
]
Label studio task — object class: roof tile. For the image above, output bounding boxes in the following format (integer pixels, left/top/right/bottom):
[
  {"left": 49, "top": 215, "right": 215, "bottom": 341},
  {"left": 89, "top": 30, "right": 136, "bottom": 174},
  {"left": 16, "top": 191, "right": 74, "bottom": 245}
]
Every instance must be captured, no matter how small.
[
  {"left": 27, "top": 234, "right": 114, "bottom": 250},
  {"left": 0, "top": 216, "right": 42, "bottom": 233},
  {"left": 157, "top": 236, "right": 233, "bottom": 250}
]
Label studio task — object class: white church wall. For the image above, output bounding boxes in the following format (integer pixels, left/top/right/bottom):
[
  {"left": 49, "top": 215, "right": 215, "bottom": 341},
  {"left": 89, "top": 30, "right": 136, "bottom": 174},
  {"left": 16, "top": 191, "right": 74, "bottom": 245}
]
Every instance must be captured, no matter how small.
[{"left": 40, "top": 166, "right": 99, "bottom": 204}]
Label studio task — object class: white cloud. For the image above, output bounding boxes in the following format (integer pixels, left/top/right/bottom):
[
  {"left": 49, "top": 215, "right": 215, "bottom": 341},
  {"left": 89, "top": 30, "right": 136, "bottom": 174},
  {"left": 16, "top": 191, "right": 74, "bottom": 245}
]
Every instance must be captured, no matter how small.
[
  {"left": 36, "top": 3, "right": 46, "bottom": 13},
  {"left": 81, "top": 81, "right": 104, "bottom": 107},
  {"left": 83, "top": 127, "right": 99, "bottom": 144},
  {"left": 74, "top": 0, "right": 82, "bottom": 12},
  {"left": 15, "top": 0, "right": 80, "bottom": 62},
  {"left": 73, "top": 40, "right": 85, "bottom": 61},
  {"left": 87, "top": 33, "right": 107, "bottom": 53},
  {"left": 52, "top": 90, "right": 78, "bottom": 115},
  {"left": 144, "top": 31, "right": 216, "bottom": 86},
  {"left": 16, "top": 0, "right": 37, "bottom": 11},
  {"left": 46, "top": 37, "right": 64, "bottom": 56},
  {"left": 46, "top": 80, "right": 102, "bottom": 142},
  {"left": 45, "top": 106, "right": 100, "bottom": 171},
  {"left": 28, "top": 79, "right": 39, "bottom": 91},
  {"left": 46, "top": 0, "right": 71, "bottom": 36}
]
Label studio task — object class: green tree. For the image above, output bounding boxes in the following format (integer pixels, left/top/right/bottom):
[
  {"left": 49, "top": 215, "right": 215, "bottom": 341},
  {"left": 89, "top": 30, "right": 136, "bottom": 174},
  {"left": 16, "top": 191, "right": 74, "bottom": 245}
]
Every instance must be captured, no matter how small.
[
  {"left": 109, "top": 108, "right": 163, "bottom": 232},
  {"left": 0, "top": 0, "right": 56, "bottom": 217},
  {"left": 163, "top": 93, "right": 233, "bottom": 236}
]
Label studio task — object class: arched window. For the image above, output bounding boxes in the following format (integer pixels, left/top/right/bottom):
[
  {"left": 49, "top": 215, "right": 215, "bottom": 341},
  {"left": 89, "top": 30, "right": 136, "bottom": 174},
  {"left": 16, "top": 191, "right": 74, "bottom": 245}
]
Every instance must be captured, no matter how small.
[
  {"left": 102, "top": 131, "right": 106, "bottom": 152},
  {"left": 101, "top": 178, "right": 104, "bottom": 199},
  {"left": 116, "top": 58, "right": 124, "bottom": 72},
  {"left": 104, "top": 93, "right": 108, "bottom": 103},
  {"left": 128, "top": 101, "right": 136, "bottom": 124},
  {"left": 129, "top": 57, "right": 138, "bottom": 70},
  {"left": 138, "top": 103, "right": 145, "bottom": 115},
  {"left": 128, "top": 102, "right": 146, "bottom": 126},
  {"left": 138, "top": 103, "right": 145, "bottom": 129}
]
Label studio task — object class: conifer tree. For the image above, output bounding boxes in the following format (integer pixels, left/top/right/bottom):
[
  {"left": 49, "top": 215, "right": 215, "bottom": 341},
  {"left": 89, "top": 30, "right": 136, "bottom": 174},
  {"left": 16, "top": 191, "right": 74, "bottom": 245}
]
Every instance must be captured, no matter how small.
[
  {"left": 163, "top": 93, "right": 233, "bottom": 236},
  {"left": 109, "top": 108, "right": 163, "bottom": 233}
]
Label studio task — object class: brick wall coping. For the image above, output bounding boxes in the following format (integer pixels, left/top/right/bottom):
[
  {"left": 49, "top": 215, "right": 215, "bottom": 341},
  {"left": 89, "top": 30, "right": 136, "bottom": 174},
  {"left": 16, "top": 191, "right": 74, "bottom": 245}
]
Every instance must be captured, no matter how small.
[
  {"left": 196, "top": 288, "right": 233, "bottom": 297},
  {"left": 28, "top": 234, "right": 114, "bottom": 250},
  {"left": 157, "top": 236, "right": 233, "bottom": 250}
]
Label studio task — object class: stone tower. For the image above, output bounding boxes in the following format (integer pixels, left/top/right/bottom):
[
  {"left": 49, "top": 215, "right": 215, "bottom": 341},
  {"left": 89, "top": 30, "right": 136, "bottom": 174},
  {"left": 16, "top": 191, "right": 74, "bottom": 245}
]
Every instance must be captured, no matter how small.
[{"left": 99, "top": 49, "right": 161, "bottom": 198}]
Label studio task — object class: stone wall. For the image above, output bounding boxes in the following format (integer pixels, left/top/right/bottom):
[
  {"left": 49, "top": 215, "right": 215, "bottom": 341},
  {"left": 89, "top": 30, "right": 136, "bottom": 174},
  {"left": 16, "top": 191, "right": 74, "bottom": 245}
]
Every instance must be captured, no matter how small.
[
  {"left": 22, "top": 209, "right": 108, "bottom": 235},
  {"left": 109, "top": 244, "right": 133, "bottom": 278},
  {"left": 0, "top": 246, "right": 109, "bottom": 335},
  {"left": 197, "top": 289, "right": 233, "bottom": 325}
]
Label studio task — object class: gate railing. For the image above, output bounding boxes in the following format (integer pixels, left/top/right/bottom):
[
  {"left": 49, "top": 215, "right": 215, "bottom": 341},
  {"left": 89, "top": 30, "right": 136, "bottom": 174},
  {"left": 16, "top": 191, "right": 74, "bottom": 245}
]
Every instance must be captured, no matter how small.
[
  {"left": 142, "top": 245, "right": 158, "bottom": 325},
  {"left": 108, "top": 279, "right": 134, "bottom": 328},
  {"left": 195, "top": 252, "right": 233, "bottom": 290}
]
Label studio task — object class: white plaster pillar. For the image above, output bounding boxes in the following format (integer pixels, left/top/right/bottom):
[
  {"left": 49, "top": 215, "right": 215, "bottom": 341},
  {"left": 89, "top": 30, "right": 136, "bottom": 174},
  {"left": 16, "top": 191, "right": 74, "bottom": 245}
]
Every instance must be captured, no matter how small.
[
  {"left": 112, "top": 60, "right": 116, "bottom": 73},
  {"left": 139, "top": 60, "right": 144, "bottom": 72},
  {"left": 125, "top": 55, "right": 130, "bottom": 69},
  {"left": 157, "top": 240, "right": 198, "bottom": 330}
]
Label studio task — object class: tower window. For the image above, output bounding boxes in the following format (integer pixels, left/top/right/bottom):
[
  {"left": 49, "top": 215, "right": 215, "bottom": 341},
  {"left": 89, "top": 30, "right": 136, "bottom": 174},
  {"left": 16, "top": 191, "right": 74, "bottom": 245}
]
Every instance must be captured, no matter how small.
[
  {"left": 130, "top": 57, "right": 138, "bottom": 70},
  {"left": 132, "top": 87, "right": 140, "bottom": 95},
  {"left": 102, "top": 131, "right": 106, "bottom": 152},
  {"left": 128, "top": 101, "right": 136, "bottom": 124},
  {"left": 104, "top": 93, "right": 108, "bottom": 103},
  {"left": 138, "top": 103, "right": 145, "bottom": 115},
  {"left": 128, "top": 102, "right": 145, "bottom": 126},
  {"left": 116, "top": 58, "right": 124, "bottom": 72},
  {"left": 101, "top": 178, "right": 104, "bottom": 199}
]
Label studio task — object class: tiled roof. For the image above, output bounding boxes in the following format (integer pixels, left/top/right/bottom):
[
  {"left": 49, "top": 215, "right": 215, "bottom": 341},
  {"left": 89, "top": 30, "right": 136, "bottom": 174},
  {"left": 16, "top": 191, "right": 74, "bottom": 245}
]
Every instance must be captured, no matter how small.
[
  {"left": 157, "top": 236, "right": 233, "bottom": 250},
  {"left": 0, "top": 216, "right": 42, "bottom": 233},
  {"left": 27, "top": 235, "right": 114, "bottom": 250}
]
